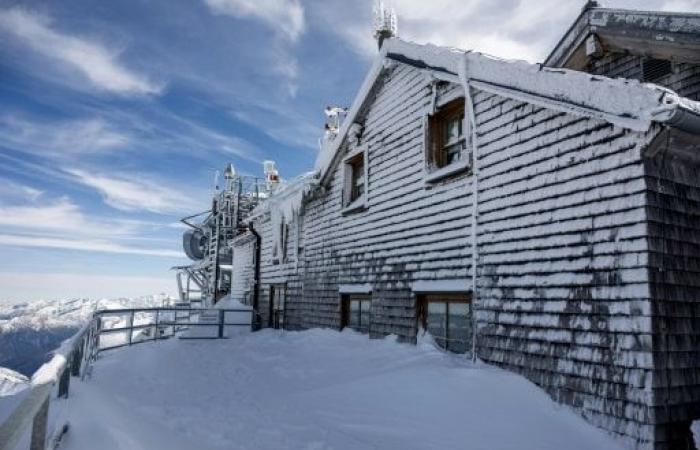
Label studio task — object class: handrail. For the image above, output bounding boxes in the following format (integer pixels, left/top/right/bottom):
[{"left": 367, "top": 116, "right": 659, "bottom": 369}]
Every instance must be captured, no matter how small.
[
  {"left": 0, "top": 321, "right": 92, "bottom": 450},
  {"left": 0, "top": 307, "right": 253, "bottom": 450}
]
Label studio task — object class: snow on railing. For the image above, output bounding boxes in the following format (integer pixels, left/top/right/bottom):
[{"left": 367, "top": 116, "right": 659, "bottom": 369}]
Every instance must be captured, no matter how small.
[
  {"left": 0, "top": 307, "right": 254, "bottom": 450},
  {"left": 0, "top": 319, "right": 94, "bottom": 450}
]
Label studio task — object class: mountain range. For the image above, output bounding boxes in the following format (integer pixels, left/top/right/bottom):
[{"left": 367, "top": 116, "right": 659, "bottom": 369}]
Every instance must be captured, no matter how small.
[{"left": 0, "top": 294, "right": 174, "bottom": 379}]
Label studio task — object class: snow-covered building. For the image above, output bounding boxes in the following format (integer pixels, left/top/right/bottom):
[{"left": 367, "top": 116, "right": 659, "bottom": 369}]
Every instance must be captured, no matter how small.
[{"left": 226, "top": 4, "right": 700, "bottom": 449}]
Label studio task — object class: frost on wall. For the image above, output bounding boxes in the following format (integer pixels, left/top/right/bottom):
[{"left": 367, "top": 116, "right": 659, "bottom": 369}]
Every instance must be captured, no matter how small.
[
  {"left": 249, "top": 172, "right": 317, "bottom": 264},
  {"left": 314, "top": 37, "right": 700, "bottom": 183}
]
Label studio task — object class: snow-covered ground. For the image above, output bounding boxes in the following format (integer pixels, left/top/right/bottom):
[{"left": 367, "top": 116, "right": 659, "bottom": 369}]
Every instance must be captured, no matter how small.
[{"left": 49, "top": 329, "right": 624, "bottom": 450}]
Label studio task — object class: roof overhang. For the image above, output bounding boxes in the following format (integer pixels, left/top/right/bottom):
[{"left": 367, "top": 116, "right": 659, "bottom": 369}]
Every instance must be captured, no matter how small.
[
  {"left": 314, "top": 38, "right": 700, "bottom": 183},
  {"left": 545, "top": 8, "right": 700, "bottom": 70}
]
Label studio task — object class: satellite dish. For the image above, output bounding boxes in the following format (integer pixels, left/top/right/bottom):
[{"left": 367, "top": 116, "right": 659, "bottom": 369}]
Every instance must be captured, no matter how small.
[{"left": 183, "top": 229, "right": 207, "bottom": 260}]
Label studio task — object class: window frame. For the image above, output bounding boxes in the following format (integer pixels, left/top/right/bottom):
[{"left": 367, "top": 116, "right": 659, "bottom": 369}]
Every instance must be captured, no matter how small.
[
  {"left": 416, "top": 292, "right": 472, "bottom": 354},
  {"left": 342, "top": 146, "right": 369, "bottom": 214},
  {"left": 341, "top": 294, "right": 372, "bottom": 334},
  {"left": 424, "top": 96, "right": 472, "bottom": 184},
  {"left": 348, "top": 153, "right": 365, "bottom": 202}
]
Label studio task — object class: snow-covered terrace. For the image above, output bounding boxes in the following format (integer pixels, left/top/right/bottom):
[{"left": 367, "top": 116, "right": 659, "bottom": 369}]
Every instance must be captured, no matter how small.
[{"left": 46, "top": 329, "right": 624, "bottom": 450}]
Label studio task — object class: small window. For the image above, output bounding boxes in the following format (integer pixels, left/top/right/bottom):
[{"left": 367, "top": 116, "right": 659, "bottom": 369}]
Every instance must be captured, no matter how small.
[
  {"left": 429, "top": 98, "right": 467, "bottom": 169},
  {"left": 342, "top": 147, "right": 368, "bottom": 213},
  {"left": 341, "top": 294, "right": 371, "bottom": 334},
  {"left": 642, "top": 58, "right": 672, "bottom": 83},
  {"left": 349, "top": 154, "right": 365, "bottom": 202},
  {"left": 417, "top": 293, "right": 472, "bottom": 353}
]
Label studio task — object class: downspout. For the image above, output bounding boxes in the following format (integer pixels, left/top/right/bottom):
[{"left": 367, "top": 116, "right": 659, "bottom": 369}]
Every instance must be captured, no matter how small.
[
  {"left": 249, "top": 223, "right": 262, "bottom": 331},
  {"left": 458, "top": 55, "right": 480, "bottom": 362}
]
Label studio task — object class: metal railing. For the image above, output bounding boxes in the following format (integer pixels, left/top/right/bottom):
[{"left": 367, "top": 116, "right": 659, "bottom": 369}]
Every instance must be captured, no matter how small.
[
  {"left": 0, "top": 320, "right": 94, "bottom": 450},
  {"left": 0, "top": 307, "right": 253, "bottom": 450},
  {"left": 95, "top": 307, "right": 253, "bottom": 350}
]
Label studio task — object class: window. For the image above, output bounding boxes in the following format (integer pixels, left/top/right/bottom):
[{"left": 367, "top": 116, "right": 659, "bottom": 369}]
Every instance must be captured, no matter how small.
[
  {"left": 642, "top": 58, "right": 673, "bottom": 83},
  {"left": 349, "top": 153, "right": 365, "bottom": 202},
  {"left": 417, "top": 293, "right": 471, "bottom": 354},
  {"left": 269, "top": 284, "right": 285, "bottom": 329},
  {"left": 429, "top": 98, "right": 467, "bottom": 169},
  {"left": 342, "top": 147, "right": 369, "bottom": 213},
  {"left": 341, "top": 294, "right": 371, "bottom": 334}
]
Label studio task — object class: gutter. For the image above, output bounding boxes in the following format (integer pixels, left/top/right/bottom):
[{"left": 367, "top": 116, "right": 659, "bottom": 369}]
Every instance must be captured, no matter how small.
[
  {"left": 458, "top": 56, "right": 480, "bottom": 362},
  {"left": 664, "top": 100, "right": 700, "bottom": 135},
  {"left": 248, "top": 223, "right": 262, "bottom": 330}
]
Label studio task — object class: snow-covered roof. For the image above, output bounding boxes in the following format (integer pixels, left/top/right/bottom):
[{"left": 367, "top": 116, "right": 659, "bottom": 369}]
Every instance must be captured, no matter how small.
[
  {"left": 247, "top": 171, "right": 317, "bottom": 224},
  {"left": 545, "top": 6, "right": 700, "bottom": 69},
  {"left": 315, "top": 37, "right": 700, "bottom": 183}
]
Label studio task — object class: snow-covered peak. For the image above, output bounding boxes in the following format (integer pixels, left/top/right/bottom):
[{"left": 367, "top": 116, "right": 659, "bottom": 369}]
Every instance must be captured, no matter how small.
[
  {"left": 0, "top": 367, "right": 29, "bottom": 397},
  {"left": 0, "top": 294, "right": 175, "bottom": 333}
]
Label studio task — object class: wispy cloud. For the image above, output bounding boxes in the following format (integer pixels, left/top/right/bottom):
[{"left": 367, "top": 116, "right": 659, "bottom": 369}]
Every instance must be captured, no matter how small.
[
  {"left": 0, "top": 7, "right": 161, "bottom": 95},
  {"left": 0, "top": 233, "right": 181, "bottom": 257},
  {"left": 66, "top": 169, "right": 202, "bottom": 215},
  {"left": 314, "top": 0, "right": 700, "bottom": 63},
  {"left": 0, "top": 115, "right": 129, "bottom": 157},
  {"left": 312, "top": 0, "right": 576, "bottom": 62},
  {"left": 0, "top": 197, "right": 132, "bottom": 238},
  {"left": 203, "top": 0, "right": 305, "bottom": 42},
  {"left": 0, "top": 187, "right": 183, "bottom": 258},
  {"left": 0, "top": 179, "right": 43, "bottom": 203}
]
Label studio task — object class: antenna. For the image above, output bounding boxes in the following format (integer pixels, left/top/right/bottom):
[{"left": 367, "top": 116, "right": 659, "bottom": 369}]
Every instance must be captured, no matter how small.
[
  {"left": 213, "top": 170, "right": 220, "bottom": 193},
  {"left": 373, "top": 0, "right": 397, "bottom": 50}
]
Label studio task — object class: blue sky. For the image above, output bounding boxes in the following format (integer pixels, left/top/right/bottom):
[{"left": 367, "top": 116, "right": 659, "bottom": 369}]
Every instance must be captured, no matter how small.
[{"left": 0, "top": 0, "right": 696, "bottom": 302}]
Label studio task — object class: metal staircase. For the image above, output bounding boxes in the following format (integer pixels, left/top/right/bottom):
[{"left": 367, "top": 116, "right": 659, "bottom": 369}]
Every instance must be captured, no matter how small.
[{"left": 175, "top": 163, "right": 272, "bottom": 307}]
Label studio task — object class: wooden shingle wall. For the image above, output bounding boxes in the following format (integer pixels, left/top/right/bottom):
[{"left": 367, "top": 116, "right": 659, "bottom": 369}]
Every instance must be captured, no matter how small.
[
  {"left": 250, "top": 59, "right": 691, "bottom": 447},
  {"left": 254, "top": 213, "right": 305, "bottom": 329},
  {"left": 471, "top": 87, "right": 661, "bottom": 446},
  {"left": 644, "top": 138, "right": 700, "bottom": 449},
  {"left": 300, "top": 63, "right": 472, "bottom": 339}
]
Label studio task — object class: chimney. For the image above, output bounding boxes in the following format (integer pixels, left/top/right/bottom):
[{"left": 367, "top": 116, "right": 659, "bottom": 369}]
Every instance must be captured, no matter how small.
[{"left": 373, "top": 0, "right": 397, "bottom": 50}]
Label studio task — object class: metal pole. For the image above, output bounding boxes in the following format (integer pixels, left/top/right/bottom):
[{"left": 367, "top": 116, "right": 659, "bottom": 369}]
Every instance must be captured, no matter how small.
[
  {"left": 176, "top": 271, "right": 184, "bottom": 302},
  {"left": 128, "top": 311, "right": 134, "bottom": 346},
  {"left": 71, "top": 342, "right": 82, "bottom": 377},
  {"left": 154, "top": 310, "right": 160, "bottom": 341},
  {"left": 58, "top": 365, "right": 70, "bottom": 399},
  {"left": 459, "top": 57, "right": 481, "bottom": 362},
  {"left": 218, "top": 309, "right": 225, "bottom": 338}
]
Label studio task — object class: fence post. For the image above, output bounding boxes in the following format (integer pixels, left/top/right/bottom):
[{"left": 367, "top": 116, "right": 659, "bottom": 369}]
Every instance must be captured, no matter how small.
[
  {"left": 29, "top": 397, "right": 49, "bottom": 450},
  {"left": 96, "top": 316, "right": 102, "bottom": 354},
  {"left": 218, "top": 309, "right": 225, "bottom": 338},
  {"left": 128, "top": 311, "right": 134, "bottom": 346},
  {"left": 58, "top": 366, "right": 70, "bottom": 399},
  {"left": 154, "top": 310, "right": 160, "bottom": 341},
  {"left": 71, "top": 341, "right": 82, "bottom": 377}
]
